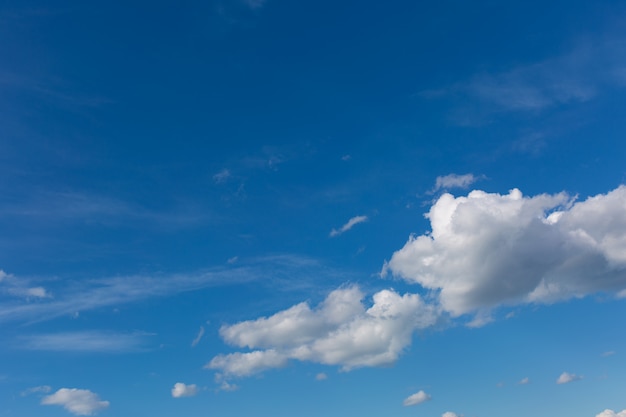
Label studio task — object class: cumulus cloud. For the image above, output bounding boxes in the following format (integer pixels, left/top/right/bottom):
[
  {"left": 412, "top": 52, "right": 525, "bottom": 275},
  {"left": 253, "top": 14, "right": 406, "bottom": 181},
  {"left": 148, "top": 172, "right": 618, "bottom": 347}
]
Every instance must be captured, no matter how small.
[
  {"left": 519, "top": 377, "right": 530, "bottom": 385},
  {"left": 315, "top": 372, "right": 328, "bottom": 381},
  {"left": 384, "top": 186, "right": 626, "bottom": 317},
  {"left": 596, "top": 410, "right": 626, "bottom": 417},
  {"left": 41, "top": 388, "right": 109, "bottom": 415},
  {"left": 403, "top": 390, "right": 431, "bottom": 406},
  {"left": 442, "top": 412, "right": 460, "bottom": 417},
  {"left": 207, "top": 286, "right": 438, "bottom": 377},
  {"left": 171, "top": 382, "right": 198, "bottom": 398},
  {"left": 330, "top": 215, "right": 368, "bottom": 237},
  {"left": 433, "top": 174, "right": 479, "bottom": 192},
  {"left": 557, "top": 372, "right": 582, "bottom": 384}
]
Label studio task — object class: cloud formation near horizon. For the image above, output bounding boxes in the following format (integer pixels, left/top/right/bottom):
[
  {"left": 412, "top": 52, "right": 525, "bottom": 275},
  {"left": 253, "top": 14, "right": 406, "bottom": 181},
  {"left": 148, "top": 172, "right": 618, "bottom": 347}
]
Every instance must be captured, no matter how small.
[{"left": 385, "top": 185, "right": 626, "bottom": 316}]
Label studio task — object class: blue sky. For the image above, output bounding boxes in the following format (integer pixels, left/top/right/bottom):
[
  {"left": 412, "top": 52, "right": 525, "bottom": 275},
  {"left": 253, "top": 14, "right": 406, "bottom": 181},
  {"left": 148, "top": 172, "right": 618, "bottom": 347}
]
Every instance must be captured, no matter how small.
[{"left": 1, "top": 0, "right": 626, "bottom": 416}]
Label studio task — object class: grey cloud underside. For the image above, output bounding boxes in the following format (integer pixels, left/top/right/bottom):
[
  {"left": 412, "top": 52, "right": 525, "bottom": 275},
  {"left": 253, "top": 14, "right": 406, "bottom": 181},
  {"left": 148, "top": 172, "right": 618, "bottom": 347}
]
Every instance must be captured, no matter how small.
[{"left": 386, "top": 186, "right": 626, "bottom": 315}]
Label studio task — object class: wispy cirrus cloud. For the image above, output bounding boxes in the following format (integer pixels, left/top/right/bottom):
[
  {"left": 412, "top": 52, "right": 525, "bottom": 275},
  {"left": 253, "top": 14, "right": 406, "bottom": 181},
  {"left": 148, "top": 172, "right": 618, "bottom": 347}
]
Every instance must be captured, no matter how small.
[
  {"left": 0, "top": 255, "right": 347, "bottom": 325},
  {"left": 421, "top": 35, "right": 626, "bottom": 124},
  {"left": 191, "top": 326, "right": 205, "bottom": 347},
  {"left": 329, "top": 215, "right": 368, "bottom": 237},
  {"left": 17, "top": 331, "right": 152, "bottom": 353}
]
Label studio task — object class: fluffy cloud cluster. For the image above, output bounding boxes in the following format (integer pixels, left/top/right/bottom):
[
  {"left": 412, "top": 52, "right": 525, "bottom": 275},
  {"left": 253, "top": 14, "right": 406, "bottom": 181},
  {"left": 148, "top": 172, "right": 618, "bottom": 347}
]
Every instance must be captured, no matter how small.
[
  {"left": 385, "top": 186, "right": 626, "bottom": 315},
  {"left": 596, "top": 410, "right": 626, "bottom": 417},
  {"left": 171, "top": 382, "right": 198, "bottom": 398},
  {"left": 403, "top": 390, "right": 431, "bottom": 406},
  {"left": 442, "top": 412, "right": 460, "bottom": 417},
  {"left": 207, "top": 286, "right": 437, "bottom": 377},
  {"left": 41, "top": 388, "right": 109, "bottom": 415}
]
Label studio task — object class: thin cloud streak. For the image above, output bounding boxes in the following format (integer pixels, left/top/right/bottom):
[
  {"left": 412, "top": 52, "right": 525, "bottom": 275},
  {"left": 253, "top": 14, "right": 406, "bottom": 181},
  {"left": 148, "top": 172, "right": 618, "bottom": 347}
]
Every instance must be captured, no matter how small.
[
  {"left": 17, "top": 331, "right": 151, "bottom": 353},
  {"left": 330, "top": 215, "right": 368, "bottom": 237},
  {"left": 0, "top": 255, "right": 347, "bottom": 325}
]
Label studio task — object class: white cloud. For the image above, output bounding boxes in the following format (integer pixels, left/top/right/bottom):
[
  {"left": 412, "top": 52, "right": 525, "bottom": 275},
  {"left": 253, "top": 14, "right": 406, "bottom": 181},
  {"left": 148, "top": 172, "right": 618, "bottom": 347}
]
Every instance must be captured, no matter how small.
[
  {"left": 206, "top": 349, "right": 288, "bottom": 377},
  {"left": 557, "top": 372, "right": 582, "bottom": 384},
  {"left": 315, "top": 372, "right": 328, "bottom": 381},
  {"left": 244, "top": 0, "right": 266, "bottom": 10},
  {"left": 1, "top": 270, "right": 49, "bottom": 299},
  {"left": 207, "top": 286, "right": 438, "bottom": 377},
  {"left": 42, "top": 388, "right": 109, "bottom": 415},
  {"left": 218, "top": 380, "right": 239, "bottom": 391},
  {"left": 191, "top": 326, "right": 205, "bottom": 347},
  {"left": 433, "top": 174, "right": 478, "bottom": 192},
  {"left": 519, "top": 377, "right": 530, "bottom": 385},
  {"left": 330, "top": 215, "right": 368, "bottom": 237},
  {"left": 19, "top": 331, "right": 149, "bottom": 353},
  {"left": 0, "top": 255, "right": 330, "bottom": 325},
  {"left": 171, "top": 382, "right": 198, "bottom": 398},
  {"left": 442, "top": 412, "right": 460, "bottom": 417},
  {"left": 21, "top": 385, "right": 52, "bottom": 396},
  {"left": 403, "top": 390, "right": 431, "bottom": 406},
  {"left": 596, "top": 410, "right": 626, "bottom": 417},
  {"left": 384, "top": 186, "right": 626, "bottom": 317},
  {"left": 602, "top": 351, "right": 616, "bottom": 357},
  {"left": 213, "top": 169, "right": 232, "bottom": 184}
]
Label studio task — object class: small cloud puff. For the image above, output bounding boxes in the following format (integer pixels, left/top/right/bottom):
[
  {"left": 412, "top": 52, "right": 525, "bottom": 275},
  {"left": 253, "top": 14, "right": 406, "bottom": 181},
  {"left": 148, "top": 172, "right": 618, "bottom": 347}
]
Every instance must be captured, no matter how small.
[
  {"left": 41, "top": 388, "right": 109, "bottom": 416},
  {"left": 171, "top": 382, "right": 198, "bottom": 398},
  {"left": 519, "top": 377, "right": 530, "bottom": 385},
  {"left": 213, "top": 169, "right": 232, "bottom": 184},
  {"left": 442, "top": 412, "right": 460, "bottom": 417},
  {"left": 315, "top": 373, "right": 328, "bottom": 381},
  {"left": 330, "top": 215, "right": 368, "bottom": 237},
  {"left": 433, "top": 173, "right": 479, "bottom": 192},
  {"left": 596, "top": 410, "right": 626, "bottom": 417},
  {"left": 403, "top": 390, "right": 431, "bottom": 406},
  {"left": 556, "top": 372, "right": 582, "bottom": 384}
]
